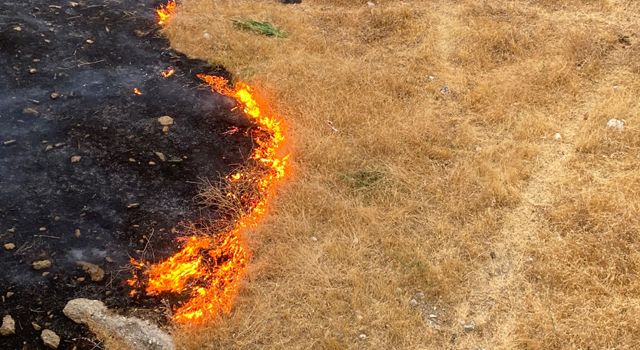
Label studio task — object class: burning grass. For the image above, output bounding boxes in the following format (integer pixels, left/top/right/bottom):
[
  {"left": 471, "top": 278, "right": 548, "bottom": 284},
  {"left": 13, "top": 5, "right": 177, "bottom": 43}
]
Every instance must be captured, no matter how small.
[
  {"left": 129, "top": 72, "right": 289, "bottom": 322},
  {"left": 152, "top": 0, "right": 639, "bottom": 348}
]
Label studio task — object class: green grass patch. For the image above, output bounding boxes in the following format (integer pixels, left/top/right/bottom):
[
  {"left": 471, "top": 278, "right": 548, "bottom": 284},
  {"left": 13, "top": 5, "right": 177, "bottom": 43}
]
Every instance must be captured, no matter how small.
[{"left": 232, "top": 18, "right": 287, "bottom": 38}]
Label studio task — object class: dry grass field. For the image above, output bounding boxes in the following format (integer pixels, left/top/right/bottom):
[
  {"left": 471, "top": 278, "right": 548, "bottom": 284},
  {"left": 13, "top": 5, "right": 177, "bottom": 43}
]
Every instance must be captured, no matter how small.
[{"left": 161, "top": 0, "right": 639, "bottom": 348}]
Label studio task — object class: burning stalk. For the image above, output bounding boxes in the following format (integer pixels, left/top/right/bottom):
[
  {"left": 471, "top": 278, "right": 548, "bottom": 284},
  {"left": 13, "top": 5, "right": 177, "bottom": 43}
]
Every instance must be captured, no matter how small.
[
  {"left": 128, "top": 72, "right": 289, "bottom": 322},
  {"left": 156, "top": 0, "right": 177, "bottom": 26}
]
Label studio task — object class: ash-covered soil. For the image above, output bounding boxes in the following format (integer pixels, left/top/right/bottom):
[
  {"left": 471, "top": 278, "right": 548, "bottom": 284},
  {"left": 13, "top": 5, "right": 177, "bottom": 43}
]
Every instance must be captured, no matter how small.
[{"left": 0, "top": 1, "right": 252, "bottom": 348}]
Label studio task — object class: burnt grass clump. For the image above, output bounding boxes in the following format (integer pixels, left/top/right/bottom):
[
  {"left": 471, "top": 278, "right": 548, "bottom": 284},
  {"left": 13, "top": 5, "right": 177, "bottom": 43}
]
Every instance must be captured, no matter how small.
[{"left": 0, "top": 1, "right": 254, "bottom": 348}]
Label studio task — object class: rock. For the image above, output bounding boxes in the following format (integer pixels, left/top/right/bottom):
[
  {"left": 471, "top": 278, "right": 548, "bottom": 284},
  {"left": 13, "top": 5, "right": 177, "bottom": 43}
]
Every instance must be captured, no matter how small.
[
  {"left": 127, "top": 203, "right": 140, "bottom": 209},
  {"left": 70, "top": 155, "right": 82, "bottom": 163},
  {"left": 13, "top": 26, "right": 22, "bottom": 32},
  {"left": 29, "top": 68, "right": 38, "bottom": 74},
  {"left": 157, "top": 116, "right": 174, "bottom": 126},
  {"left": 32, "top": 322, "right": 42, "bottom": 331},
  {"left": 50, "top": 92, "right": 60, "bottom": 100},
  {"left": 33, "top": 259, "right": 52, "bottom": 270},
  {"left": 358, "top": 333, "right": 367, "bottom": 340},
  {"left": 554, "top": 133, "right": 562, "bottom": 141},
  {"left": 86, "top": 39, "right": 94, "bottom": 44},
  {"left": 6, "top": 292, "right": 14, "bottom": 298},
  {"left": 41, "top": 329, "right": 60, "bottom": 349},
  {"left": 607, "top": 118, "right": 625, "bottom": 131},
  {"left": 154, "top": 152, "right": 166, "bottom": 162},
  {"left": 63, "top": 299, "right": 175, "bottom": 350},
  {"left": 3, "top": 243, "right": 15, "bottom": 250},
  {"left": 23, "top": 107, "right": 39, "bottom": 115},
  {"left": 76, "top": 261, "right": 105, "bottom": 282},
  {"left": 0, "top": 315, "right": 15, "bottom": 336},
  {"left": 74, "top": 228, "right": 81, "bottom": 238},
  {"left": 3, "top": 140, "right": 16, "bottom": 145},
  {"left": 409, "top": 299, "right": 418, "bottom": 307},
  {"left": 148, "top": 161, "right": 156, "bottom": 166},
  {"left": 463, "top": 320, "right": 476, "bottom": 332},
  {"left": 69, "top": 1, "right": 80, "bottom": 7}
]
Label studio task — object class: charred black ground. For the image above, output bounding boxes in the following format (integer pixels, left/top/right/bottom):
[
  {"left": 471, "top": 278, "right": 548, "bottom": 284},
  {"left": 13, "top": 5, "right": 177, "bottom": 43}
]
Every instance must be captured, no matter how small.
[{"left": 0, "top": 1, "right": 253, "bottom": 348}]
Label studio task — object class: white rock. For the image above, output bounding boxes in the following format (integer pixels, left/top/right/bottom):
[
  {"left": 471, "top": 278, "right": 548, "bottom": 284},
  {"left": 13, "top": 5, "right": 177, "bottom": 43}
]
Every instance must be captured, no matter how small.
[
  {"left": 358, "top": 333, "right": 368, "bottom": 340},
  {"left": 553, "top": 133, "right": 562, "bottom": 141},
  {"left": 409, "top": 299, "right": 418, "bottom": 307},
  {"left": 0, "top": 315, "right": 15, "bottom": 336},
  {"left": 607, "top": 118, "right": 625, "bottom": 131},
  {"left": 41, "top": 329, "right": 60, "bottom": 349},
  {"left": 63, "top": 299, "right": 175, "bottom": 350}
]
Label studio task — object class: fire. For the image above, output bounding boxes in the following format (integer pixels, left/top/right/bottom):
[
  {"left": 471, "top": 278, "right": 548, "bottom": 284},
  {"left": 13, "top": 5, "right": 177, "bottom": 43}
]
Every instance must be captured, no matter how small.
[
  {"left": 129, "top": 74, "right": 289, "bottom": 323},
  {"left": 156, "top": 0, "right": 176, "bottom": 26},
  {"left": 161, "top": 66, "right": 176, "bottom": 78},
  {"left": 133, "top": 87, "right": 142, "bottom": 95}
]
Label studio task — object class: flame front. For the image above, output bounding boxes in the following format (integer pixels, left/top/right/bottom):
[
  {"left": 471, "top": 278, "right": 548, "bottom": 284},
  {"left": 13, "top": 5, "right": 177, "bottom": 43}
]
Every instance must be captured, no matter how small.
[
  {"left": 156, "top": 0, "right": 176, "bottom": 26},
  {"left": 129, "top": 74, "right": 289, "bottom": 323}
]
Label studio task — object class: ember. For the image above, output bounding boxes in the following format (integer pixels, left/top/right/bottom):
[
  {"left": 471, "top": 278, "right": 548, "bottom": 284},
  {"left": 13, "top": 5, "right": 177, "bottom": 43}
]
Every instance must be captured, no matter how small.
[{"left": 161, "top": 66, "right": 176, "bottom": 78}]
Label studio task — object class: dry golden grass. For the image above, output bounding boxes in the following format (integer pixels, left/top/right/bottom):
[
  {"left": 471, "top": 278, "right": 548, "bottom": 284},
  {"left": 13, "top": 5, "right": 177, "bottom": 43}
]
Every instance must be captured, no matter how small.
[{"left": 160, "top": 0, "right": 639, "bottom": 348}]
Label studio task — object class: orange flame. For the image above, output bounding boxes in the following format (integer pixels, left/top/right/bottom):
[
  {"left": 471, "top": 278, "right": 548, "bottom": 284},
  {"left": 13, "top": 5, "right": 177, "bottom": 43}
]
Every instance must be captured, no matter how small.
[
  {"left": 156, "top": 0, "right": 176, "bottom": 26},
  {"left": 129, "top": 75, "right": 289, "bottom": 323},
  {"left": 133, "top": 87, "right": 142, "bottom": 95},
  {"left": 161, "top": 67, "right": 176, "bottom": 78}
]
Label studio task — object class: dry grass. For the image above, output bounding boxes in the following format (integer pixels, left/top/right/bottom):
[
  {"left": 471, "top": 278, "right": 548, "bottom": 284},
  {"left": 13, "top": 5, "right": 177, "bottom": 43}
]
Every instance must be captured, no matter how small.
[{"left": 160, "top": 0, "right": 639, "bottom": 348}]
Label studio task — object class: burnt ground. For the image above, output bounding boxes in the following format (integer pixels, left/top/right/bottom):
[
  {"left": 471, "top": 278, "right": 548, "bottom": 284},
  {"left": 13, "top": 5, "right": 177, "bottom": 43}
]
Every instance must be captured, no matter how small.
[{"left": 0, "top": 1, "right": 254, "bottom": 348}]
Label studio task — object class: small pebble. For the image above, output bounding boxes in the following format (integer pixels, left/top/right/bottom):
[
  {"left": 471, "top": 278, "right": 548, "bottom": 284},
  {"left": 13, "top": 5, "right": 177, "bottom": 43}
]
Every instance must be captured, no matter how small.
[
  {"left": 32, "top": 322, "right": 42, "bottom": 331},
  {"left": 0, "top": 315, "right": 15, "bottom": 336},
  {"left": 50, "top": 92, "right": 60, "bottom": 99},
  {"left": 409, "top": 299, "right": 418, "bottom": 307},
  {"left": 358, "top": 333, "right": 367, "bottom": 340},
  {"left": 41, "top": 329, "right": 60, "bottom": 349},
  {"left": 32, "top": 260, "right": 52, "bottom": 270},
  {"left": 157, "top": 115, "right": 174, "bottom": 126},
  {"left": 553, "top": 133, "right": 562, "bottom": 141},
  {"left": 3, "top": 140, "right": 16, "bottom": 146},
  {"left": 13, "top": 26, "right": 22, "bottom": 32},
  {"left": 607, "top": 118, "right": 625, "bottom": 131},
  {"left": 463, "top": 320, "right": 476, "bottom": 332},
  {"left": 74, "top": 228, "right": 81, "bottom": 238},
  {"left": 70, "top": 155, "right": 82, "bottom": 163},
  {"left": 3, "top": 243, "right": 16, "bottom": 250},
  {"left": 154, "top": 152, "right": 166, "bottom": 162},
  {"left": 29, "top": 68, "right": 38, "bottom": 74}
]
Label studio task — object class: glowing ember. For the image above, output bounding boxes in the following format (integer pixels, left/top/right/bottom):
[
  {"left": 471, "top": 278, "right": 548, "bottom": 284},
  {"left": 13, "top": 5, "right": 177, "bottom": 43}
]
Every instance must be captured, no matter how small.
[
  {"left": 133, "top": 87, "right": 142, "bottom": 95},
  {"left": 129, "top": 74, "right": 289, "bottom": 323},
  {"left": 161, "top": 66, "right": 176, "bottom": 78},
  {"left": 156, "top": 0, "right": 176, "bottom": 26}
]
